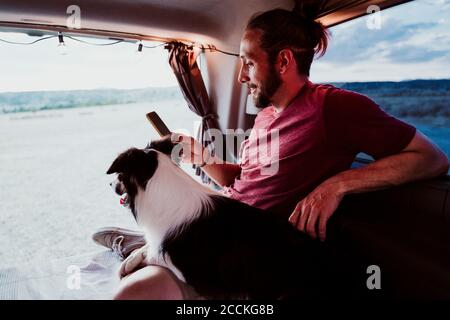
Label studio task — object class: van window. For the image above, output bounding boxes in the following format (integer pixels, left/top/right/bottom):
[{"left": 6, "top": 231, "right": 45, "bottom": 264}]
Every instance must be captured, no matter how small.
[
  {"left": 311, "top": 0, "right": 450, "bottom": 173},
  {"left": 0, "top": 32, "right": 199, "bottom": 266}
]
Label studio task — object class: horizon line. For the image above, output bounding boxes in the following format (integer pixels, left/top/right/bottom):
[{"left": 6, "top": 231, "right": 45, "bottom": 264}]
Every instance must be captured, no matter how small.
[{"left": 1, "top": 78, "right": 450, "bottom": 94}]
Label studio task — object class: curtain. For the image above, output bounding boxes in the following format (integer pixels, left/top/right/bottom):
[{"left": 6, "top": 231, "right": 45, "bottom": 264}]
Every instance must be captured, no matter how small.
[{"left": 165, "top": 42, "right": 220, "bottom": 184}]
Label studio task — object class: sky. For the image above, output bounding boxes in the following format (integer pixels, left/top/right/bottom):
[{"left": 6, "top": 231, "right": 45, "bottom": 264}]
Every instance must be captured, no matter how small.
[
  {"left": 0, "top": 0, "right": 449, "bottom": 92},
  {"left": 0, "top": 36, "right": 178, "bottom": 92},
  {"left": 311, "top": 0, "right": 450, "bottom": 82}
]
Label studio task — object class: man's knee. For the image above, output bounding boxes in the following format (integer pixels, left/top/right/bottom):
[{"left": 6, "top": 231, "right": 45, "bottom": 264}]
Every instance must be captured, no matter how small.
[{"left": 114, "top": 265, "right": 184, "bottom": 300}]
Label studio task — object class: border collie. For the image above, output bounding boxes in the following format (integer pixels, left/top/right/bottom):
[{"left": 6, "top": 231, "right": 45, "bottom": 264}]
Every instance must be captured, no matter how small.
[{"left": 106, "top": 136, "right": 331, "bottom": 299}]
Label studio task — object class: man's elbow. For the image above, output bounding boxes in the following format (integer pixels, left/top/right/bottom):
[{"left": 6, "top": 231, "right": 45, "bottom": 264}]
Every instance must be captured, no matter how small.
[
  {"left": 437, "top": 153, "right": 450, "bottom": 176},
  {"left": 403, "top": 131, "right": 449, "bottom": 178},
  {"left": 428, "top": 149, "right": 449, "bottom": 177}
]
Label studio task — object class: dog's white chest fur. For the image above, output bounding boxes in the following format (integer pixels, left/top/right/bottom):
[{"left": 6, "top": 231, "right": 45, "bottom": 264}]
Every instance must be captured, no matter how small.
[{"left": 135, "top": 152, "right": 220, "bottom": 281}]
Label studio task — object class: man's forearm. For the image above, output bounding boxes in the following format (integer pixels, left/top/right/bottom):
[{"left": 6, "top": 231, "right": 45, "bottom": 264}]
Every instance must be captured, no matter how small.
[
  {"left": 290, "top": 131, "right": 449, "bottom": 240},
  {"left": 201, "top": 159, "right": 241, "bottom": 187},
  {"left": 324, "top": 151, "right": 449, "bottom": 197}
]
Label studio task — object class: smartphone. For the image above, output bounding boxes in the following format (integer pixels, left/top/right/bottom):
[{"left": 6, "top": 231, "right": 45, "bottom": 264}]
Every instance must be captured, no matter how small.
[{"left": 146, "top": 111, "right": 171, "bottom": 137}]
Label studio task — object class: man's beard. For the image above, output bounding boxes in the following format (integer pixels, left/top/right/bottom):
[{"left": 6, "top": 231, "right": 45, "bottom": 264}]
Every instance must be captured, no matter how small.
[{"left": 252, "top": 64, "right": 282, "bottom": 109}]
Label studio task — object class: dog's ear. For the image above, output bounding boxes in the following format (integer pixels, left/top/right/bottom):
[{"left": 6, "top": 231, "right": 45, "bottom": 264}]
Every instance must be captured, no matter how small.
[
  {"left": 106, "top": 148, "right": 159, "bottom": 189},
  {"left": 106, "top": 154, "right": 126, "bottom": 174},
  {"left": 146, "top": 134, "right": 177, "bottom": 155},
  {"left": 106, "top": 148, "right": 148, "bottom": 175}
]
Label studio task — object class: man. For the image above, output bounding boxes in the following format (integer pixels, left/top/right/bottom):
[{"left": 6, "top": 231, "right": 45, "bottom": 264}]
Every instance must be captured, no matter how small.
[{"left": 97, "top": 9, "right": 449, "bottom": 299}]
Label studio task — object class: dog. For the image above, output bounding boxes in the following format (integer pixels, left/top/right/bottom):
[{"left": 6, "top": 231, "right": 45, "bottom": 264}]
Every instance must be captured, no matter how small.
[{"left": 106, "top": 136, "right": 332, "bottom": 299}]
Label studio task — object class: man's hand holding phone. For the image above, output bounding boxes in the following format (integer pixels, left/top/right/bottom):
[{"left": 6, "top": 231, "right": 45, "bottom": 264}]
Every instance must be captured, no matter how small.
[
  {"left": 171, "top": 133, "right": 212, "bottom": 167},
  {"left": 146, "top": 111, "right": 213, "bottom": 167}
]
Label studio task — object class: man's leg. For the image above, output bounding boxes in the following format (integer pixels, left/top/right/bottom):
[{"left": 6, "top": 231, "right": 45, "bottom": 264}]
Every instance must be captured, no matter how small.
[
  {"left": 114, "top": 265, "right": 201, "bottom": 300},
  {"left": 92, "top": 228, "right": 203, "bottom": 299},
  {"left": 114, "top": 265, "right": 184, "bottom": 300}
]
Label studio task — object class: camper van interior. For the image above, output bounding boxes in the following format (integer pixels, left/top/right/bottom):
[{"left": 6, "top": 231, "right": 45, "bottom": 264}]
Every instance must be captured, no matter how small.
[{"left": 0, "top": 0, "right": 449, "bottom": 300}]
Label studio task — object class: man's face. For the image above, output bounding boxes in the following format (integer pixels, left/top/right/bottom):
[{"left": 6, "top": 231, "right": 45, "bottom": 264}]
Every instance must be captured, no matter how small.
[{"left": 238, "top": 29, "right": 282, "bottom": 109}]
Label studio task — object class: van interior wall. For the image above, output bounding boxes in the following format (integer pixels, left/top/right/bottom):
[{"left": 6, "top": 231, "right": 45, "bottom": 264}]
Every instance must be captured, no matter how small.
[{"left": 201, "top": 50, "right": 256, "bottom": 163}]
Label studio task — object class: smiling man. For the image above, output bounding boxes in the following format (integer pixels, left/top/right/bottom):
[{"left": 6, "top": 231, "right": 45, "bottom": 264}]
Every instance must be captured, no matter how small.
[
  {"left": 96, "top": 7, "right": 449, "bottom": 300},
  {"left": 216, "top": 8, "right": 449, "bottom": 241}
]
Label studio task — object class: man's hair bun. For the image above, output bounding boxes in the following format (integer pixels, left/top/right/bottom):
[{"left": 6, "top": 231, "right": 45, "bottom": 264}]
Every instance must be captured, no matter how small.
[
  {"left": 246, "top": 5, "right": 330, "bottom": 76},
  {"left": 292, "top": 0, "right": 322, "bottom": 22}
]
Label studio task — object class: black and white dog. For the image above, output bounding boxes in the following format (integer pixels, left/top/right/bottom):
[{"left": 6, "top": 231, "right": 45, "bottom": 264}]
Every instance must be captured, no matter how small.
[{"left": 106, "top": 136, "right": 332, "bottom": 299}]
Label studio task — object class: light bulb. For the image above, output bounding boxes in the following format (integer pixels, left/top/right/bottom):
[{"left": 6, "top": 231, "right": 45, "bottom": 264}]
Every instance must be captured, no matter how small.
[
  {"left": 136, "top": 41, "right": 143, "bottom": 53},
  {"left": 57, "top": 32, "right": 68, "bottom": 55},
  {"left": 134, "top": 41, "right": 144, "bottom": 62}
]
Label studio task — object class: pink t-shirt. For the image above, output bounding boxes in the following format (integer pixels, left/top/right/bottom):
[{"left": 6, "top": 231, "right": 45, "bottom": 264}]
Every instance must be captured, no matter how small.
[{"left": 222, "top": 81, "right": 416, "bottom": 218}]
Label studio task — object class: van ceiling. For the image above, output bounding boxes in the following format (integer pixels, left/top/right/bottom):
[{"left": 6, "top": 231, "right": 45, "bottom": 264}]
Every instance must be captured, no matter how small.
[{"left": 0, "top": 0, "right": 413, "bottom": 50}]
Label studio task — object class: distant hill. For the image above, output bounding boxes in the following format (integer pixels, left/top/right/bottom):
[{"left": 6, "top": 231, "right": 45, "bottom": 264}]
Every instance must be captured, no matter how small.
[
  {"left": 0, "top": 87, "right": 182, "bottom": 114},
  {"left": 331, "top": 79, "right": 450, "bottom": 124},
  {"left": 332, "top": 79, "right": 450, "bottom": 93}
]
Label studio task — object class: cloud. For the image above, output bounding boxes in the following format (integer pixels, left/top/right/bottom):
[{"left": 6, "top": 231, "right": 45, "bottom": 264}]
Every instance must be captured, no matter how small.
[
  {"left": 311, "top": 2, "right": 450, "bottom": 81},
  {"left": 383, "top": 44, "right": 449, "bottom": 63},
  {"left": 321, "top": 15, "right": 447, "bottom": 64},
  {"left": 424, "top": 0, "right": 450, "bottom": 10}
]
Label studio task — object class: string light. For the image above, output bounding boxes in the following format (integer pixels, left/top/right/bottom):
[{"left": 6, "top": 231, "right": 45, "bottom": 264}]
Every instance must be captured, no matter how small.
[
  {"left": 0, "top": 34, "right": 56, "bottom": 45},
  {"left": 206, "top": 45, "right": 238, "bottom": 57},
  {"left": 57, "top": 32, "right": 67, "bottom": 55},
  {"left": 0, "top": 32, "right": 239, "bottom": 57},
  {"left": 66, "top": 35, "right": 124, "bottom": 46},
  {"left": 142, "top": 43, "right": 166, "bottom": 49},
  {"left": 58, "top": 32, "right": 65, "bottom": 45}
]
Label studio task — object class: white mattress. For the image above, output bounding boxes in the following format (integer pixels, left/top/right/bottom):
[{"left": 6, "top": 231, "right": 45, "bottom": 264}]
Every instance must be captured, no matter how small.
[{"left": 0, "top": 250, "right": 122, "bottom": 300}]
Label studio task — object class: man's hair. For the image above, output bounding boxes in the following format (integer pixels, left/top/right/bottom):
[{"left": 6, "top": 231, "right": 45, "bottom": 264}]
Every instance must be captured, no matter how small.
[{"left": 246, "top": 7, "right": 330, "bottom": 76}]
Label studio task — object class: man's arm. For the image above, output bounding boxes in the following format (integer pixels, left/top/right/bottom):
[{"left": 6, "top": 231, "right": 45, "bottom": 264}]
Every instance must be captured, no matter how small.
[
  {"left": 172, "top": 133, "right": 241, "bottom": 187},
  {"left": 201, "top": 160, "right": 241, "bottom": 188},
  {"left": 289, "top": 130, "right": 450, "bottom": 241},
  {"left": 325, "top": 130, "right": 449, "bottom": 194}
]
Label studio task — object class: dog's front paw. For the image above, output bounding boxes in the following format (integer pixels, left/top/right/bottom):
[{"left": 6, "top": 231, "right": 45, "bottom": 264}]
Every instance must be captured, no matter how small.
[{"left": 118, "top": 244, "right": 150, "bottom": 278}]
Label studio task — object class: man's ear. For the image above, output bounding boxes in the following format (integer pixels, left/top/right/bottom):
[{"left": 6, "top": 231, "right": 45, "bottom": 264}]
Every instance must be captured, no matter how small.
[{"left": 278, "top": 49, "right": 295, "bottom": 74}]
